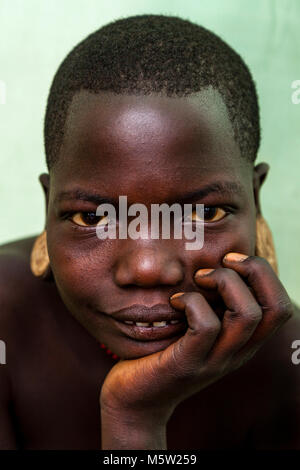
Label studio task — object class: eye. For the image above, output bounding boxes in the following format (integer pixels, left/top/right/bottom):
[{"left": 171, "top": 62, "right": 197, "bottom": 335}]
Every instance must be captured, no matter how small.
[
  {"left": 71, "top": 212, "right": 110, "bottom": 227},
  {"left": 189, "top": 206, "right": 227, "bottom": 223}
]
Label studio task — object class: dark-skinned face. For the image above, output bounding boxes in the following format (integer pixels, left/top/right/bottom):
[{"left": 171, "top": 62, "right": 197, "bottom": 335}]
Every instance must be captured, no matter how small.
[{"left": 41, "top": 87, "right": 267, "bottom": 359}]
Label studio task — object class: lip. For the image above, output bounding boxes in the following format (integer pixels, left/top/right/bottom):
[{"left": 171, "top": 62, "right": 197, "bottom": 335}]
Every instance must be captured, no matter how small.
[
  {"left": 111, "top": 316, "right": 188, "bottom": 341},
  {"left": 107, "top": 303, "right": 186, "bottom": 324},
  {"left": 106, "top": 304, "right": 188, "bottom": 342},
  {"left": 105, "top": 304, "right": 186, "bottom": 323}
]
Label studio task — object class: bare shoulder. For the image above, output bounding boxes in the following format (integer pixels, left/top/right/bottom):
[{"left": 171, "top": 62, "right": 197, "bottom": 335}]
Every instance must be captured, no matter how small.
[
  {"left": 0, "top": 235, "right": 39, "bottom": 279},
  {"left": 0, "top": 236, "right": 42, "bottom": 449},
  {"left": 0, "top": 236, "right": 41, "bottom": 320},
  {"left": 0, "top": 236, "right": 56, "bottom": 354}
]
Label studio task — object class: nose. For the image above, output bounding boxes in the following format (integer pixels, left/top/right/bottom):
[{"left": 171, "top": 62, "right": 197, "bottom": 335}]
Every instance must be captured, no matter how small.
[{"left": 114, "top": 242, "right": 184, "bottom": 287}]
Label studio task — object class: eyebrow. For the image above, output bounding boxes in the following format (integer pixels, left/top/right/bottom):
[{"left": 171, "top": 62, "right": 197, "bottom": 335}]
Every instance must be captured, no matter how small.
[
  {"left": 55, "top": 189, "right": 116, "bottom": 205},
  {"left": 177, "top": 181, "right": 244, "bottom": 203},
  {"left": 55, "top": 181, "right": 244, "bottom": 205}
]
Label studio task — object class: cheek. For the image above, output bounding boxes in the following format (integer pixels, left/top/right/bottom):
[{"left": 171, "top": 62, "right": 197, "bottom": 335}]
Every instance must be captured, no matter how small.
[
  {"left": 47, "top": 230, "right": 114, "bottom": 304},
  {"left": 184, "top": 219, "right": 256, "bottom": 270},
  {"left": 208, "top": 226, "right": 255, "bottom": 259}
]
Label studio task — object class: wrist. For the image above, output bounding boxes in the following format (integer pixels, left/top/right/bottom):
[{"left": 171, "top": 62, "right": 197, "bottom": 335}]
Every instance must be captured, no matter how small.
[{"left": 101, "top": 404, "right": 167, "bottom": 449}]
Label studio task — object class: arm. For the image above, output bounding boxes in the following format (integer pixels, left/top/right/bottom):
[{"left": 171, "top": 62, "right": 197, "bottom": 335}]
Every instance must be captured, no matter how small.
[
  {"left": 99, "top": 254, "right": 293, "bottom": 450},
  {"left": 101, "top": 404, "right": 167, "bottom": 449}
]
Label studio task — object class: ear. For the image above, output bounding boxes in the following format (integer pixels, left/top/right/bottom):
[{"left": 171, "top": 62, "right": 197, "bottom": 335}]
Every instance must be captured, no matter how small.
[
  {"left": 39, "top": 173, "right": 50, "bottom": 224},
  {"left": 253, "top": 162, "right": 269, "bottom": 215}
]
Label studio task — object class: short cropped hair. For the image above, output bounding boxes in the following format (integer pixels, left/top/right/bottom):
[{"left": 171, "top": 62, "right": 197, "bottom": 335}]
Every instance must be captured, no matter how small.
[{"left": 44, "top": 14, "right": 260, "bottom": 169}]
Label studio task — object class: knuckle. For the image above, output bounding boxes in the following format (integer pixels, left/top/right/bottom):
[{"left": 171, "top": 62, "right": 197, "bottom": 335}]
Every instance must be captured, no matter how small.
[
  {"left": 274, "top": 299, "right": 294, "bottom": 322},
  {"left": 244, "top": 305, "right": 262, "bottom": 324},
  {"left": 243, "top": 255, "right": 269, "bottom": 280},
  {"left": 286, "top": 305, "right": 294, "bottom": 320},
  {"left": 192, "top": 319, "right": 221, "bottom": 338},
  {"left": 247, "top": 255, "right": 268, "bottom": 268},
  {"left": 226, "top": 304, "right": 262, "bottom": 325},
  {"left": 207, "top": 320, "right": 222, "bottom": 337},
  {"left": 182, "top": 291, "right": 202, "bottom": 307},
  {"left": 186, "top": 291, "right": 203, "bottom": 302},
  {"left": 216, "top": 268, "right": 238, "bottom": 286},
  {"left": 221, "top": 267, "right": 238, "bottom": 277}
]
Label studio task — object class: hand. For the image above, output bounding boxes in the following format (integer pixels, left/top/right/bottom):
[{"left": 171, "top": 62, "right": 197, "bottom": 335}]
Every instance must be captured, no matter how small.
[{"left": 100, "top": 253, "right": 293, "bottom": 426}]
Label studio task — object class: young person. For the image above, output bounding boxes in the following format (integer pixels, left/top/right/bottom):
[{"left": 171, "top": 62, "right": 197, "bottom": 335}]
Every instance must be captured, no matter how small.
[{"left": 0, "top": 14, "right": 299, "bottom": 450}]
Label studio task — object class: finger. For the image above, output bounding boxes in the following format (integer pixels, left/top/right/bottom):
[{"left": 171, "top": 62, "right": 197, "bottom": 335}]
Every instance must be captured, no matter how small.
[
  {"left": 168, "top": 292, "right": 221, "bottom": 375},
  {"left": 194, "top": 267, "right": 262, "bottom": 362},
  {"left": 222, "top": 253, "right": 293, "bottom": 347}
]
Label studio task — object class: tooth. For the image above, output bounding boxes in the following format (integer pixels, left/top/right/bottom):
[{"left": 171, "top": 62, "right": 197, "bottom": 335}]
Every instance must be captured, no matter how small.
[
  {"left": 170, "top": 320, "right": 180, "bottom": 324},
  {"left": 153, "top": 321, "right": 167, "bottom": 327},
  {"left": 136, "top": 322, "right": 150, "bottom": 327},
  {"left": 124, "top": 320, "right": 134, "bottom": 325}
]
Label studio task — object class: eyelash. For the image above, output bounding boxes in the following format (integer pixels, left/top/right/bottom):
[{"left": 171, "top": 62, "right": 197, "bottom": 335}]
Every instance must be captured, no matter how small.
[{"left": 60, "top": 205, "right": 235, "bottom": 229}]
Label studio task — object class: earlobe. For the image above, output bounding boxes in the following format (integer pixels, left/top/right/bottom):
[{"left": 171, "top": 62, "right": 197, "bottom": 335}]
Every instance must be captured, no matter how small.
[{"left": 253, "top": 162, "right": 270, "bottom": 214}]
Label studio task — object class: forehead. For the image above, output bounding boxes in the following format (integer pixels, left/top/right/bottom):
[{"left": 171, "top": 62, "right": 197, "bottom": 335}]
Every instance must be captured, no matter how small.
[{"left": 51, "top": 87, "right": 249, "bottom": 201}]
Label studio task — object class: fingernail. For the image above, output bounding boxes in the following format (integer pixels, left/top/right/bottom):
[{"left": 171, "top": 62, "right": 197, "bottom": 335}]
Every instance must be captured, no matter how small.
[
  {"left": 223, "top": 252, "right": 249, "bottom": 263},
  {"left": 170, "top": 292, "right": 184, "bottom": 300},
  {"left": 195, "top": 268, "right": 215, "bottom": 278}
]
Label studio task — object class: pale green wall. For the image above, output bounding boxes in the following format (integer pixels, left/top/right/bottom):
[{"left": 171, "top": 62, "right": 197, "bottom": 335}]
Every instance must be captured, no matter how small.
[{"left": 0, "top": 0, "right": 299, "bottom": 304}]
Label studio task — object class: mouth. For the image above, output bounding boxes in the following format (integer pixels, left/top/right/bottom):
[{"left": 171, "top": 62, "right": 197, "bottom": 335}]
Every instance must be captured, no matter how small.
[
  {"left": 106, "top": 304, "right": 188, "bottom": 341},
  {"left": 112, "top": 318, "right": 188, "bottom": 341}
]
